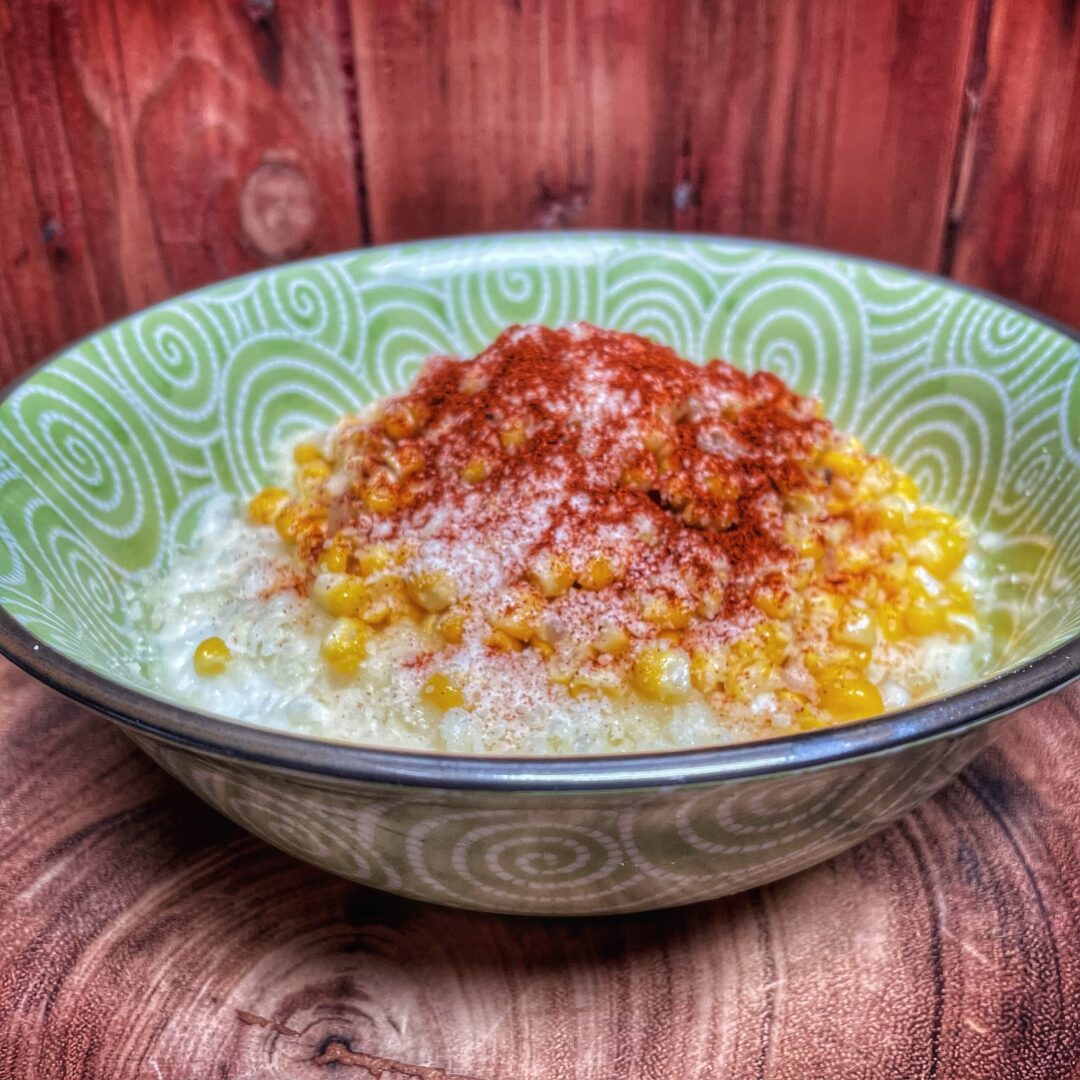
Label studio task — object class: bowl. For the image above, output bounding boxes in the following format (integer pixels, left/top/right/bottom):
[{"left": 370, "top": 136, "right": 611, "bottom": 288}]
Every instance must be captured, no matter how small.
[{"left": 2, "top": 232, "right": 1079, "bottom": 916}]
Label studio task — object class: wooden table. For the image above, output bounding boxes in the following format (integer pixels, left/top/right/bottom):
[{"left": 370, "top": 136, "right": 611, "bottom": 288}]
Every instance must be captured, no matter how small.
[{"left": 1, "top": 658, "right": 1078, "bottom": 1079}]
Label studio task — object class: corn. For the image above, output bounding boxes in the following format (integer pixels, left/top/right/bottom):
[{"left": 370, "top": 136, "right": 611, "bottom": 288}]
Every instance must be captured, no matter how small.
[
  {"left": 500, "top": 424, "right": 528, "bottom": 450},
  {"left": 321, "top": 617, "right": 372, "bottom": 676},
  {"left": 248, "top": 487, "right": 291, "bottom": 525},
  {"left": 461, "top": 458, "right": 489, "bottom": 484},
  {"left": 293, "top": 442, "right": 325, "bottom": 465},
  {"left": 193, "top": 636, "right": 231, "bottom": 677},
  {"left": 382, "top": 401, "right": 423, "bottom": 440},
  {"left": 755, "top": 587, "right": 794, "bottom": 620},
  {"left": 633, "top": 645, "right": 692, "bottom": 703},
  {"left": 831, "top": 605, "right": 877, "bottom": 649},
  {"left": 893, "top": 474, "right": 919, "bottom": 501},
  {"left": 363, "top": 482, "right": 399, "bottom": 516},
  {"left": 358, "top": 576, "right": 416, "bottom": 626},
  {"left": 527, "top": 552, "right": 574, "bottom": 598},
  {"left": 406, "top": 570, "right": 458, "bottom": 613},
  {"left": 794, "top": 534, "right": 824, "bottom": 561},
  {"left": 592, "top": 625, "right": 630, "bottom": 655},
  {"left": 917, "top": 531, "right": 967, "bottom": 580},
  {"left": 640, "top": 594, "right": 692, "bottom": 630},
  {"left": 437, "top": 608, "right": 468, "bottom": 645},
  {"left": 578, "top": 554, "right": 616, "bottom": 592},
  {"left": 903, "top": 595, "right": 948, "bottom": 636},
  {"left": 705, "top": 473, "right": 741, "bottom": 500},
  {"left": 421, "top": 672, "right": 465, "bottom": 711},
  {"left": 690, "top": 647, "right": 725, "bottom": 694},
  {"left": 355, "top": 543, "right": 394, "bottom": 578},
  {"left": 818, "top": 668, "right": 884, "bottom": 722},
  {"left": 820, "top": 448, "right": 866, "bottom": 482},
  {"left": 569, "top": 669, "right": 623, "bottom": 699},
  {"left": 274, "top": 502, "right": 302, "bottom": 543},
  {"left": 296, "top": 459, "right": 331, "bottom": 489},
  {"left": 317, "top": 537, "right": 351, "bottom": 574},
  {"left": 490, "top": 586, "right": 544, "bottom": 642},
  {"left": 485, "top": 628, "right": 524, "bottom": 653},
  {"left": 313, "top": 574, "right": 368, "bottom": 617},
  {"left": 620, "top": 464, "right": 653, "bottom": 489},
  {"left": 757, "top": 621, "right": 791, "bottom": 663},
  {"left": 388, "top": 443, "right": 425, "bottom": 479}
]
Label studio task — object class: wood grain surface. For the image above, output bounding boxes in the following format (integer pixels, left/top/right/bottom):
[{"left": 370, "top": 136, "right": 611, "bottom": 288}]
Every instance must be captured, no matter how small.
[
  {"left": 2, "top": 656, "right": 1079, "bottom": 1078},
  {"left": 7, "top": 0, "right": 1080, "bottom": 383}
]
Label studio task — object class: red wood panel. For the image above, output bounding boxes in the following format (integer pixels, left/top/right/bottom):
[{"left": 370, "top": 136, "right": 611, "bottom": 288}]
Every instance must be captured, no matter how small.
[
  {"left": 947, "top": 0, "right": 1080, "bottom": 328},
  {"left": 0, "top": 0, "right": 361, "bottom": 379},
  {"left": 347, "top": 0, "right": 977, "bottom": 270}
]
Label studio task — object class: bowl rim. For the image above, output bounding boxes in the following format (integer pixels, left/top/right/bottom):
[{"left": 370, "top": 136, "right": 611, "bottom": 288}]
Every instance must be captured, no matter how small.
[{"left": 2, "top": 229, "right": 1079, "bottom": 791}]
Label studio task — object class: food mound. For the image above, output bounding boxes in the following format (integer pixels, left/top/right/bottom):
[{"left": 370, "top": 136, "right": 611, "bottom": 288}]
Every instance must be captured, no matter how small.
[{"left": 150, "top": 324, "right": 985, "bottom": 754}]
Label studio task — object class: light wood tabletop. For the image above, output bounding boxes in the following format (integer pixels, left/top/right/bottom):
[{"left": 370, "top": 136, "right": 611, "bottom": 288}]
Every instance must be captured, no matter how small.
[{"left": 1, "top": 656, "right": 1078, "bottom": 1079}]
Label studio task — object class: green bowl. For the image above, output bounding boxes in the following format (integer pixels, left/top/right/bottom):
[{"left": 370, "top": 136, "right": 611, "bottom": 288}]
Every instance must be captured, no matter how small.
[{"left": 2, "top": 232, "right": 1079, "bottom": 915}]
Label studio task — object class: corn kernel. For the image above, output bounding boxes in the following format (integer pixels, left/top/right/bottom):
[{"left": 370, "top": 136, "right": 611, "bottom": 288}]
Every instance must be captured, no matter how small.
[
  {"left": 527, "top": 552, "right": 574, "bottom": 599},
  {"left": 317, "top": 538, "right": 351, "bottom": 574},
  {"left": 578, "top": 554, "right": 616, "bottom": 592},
  {"left": 690, "top": 648, "right": 725, "bottom": 694},
  {"left": 461, "top": 458, "right": 489, "bottom": 484},
  {"left": 893, "top": 474, "right": 920, "bottom": 502},
  {"left": 486, "top": 628, "right": 524, "bottom": 653},
  {"left": 820, "top": 448, "right": 866, "bottom": 482},
  {"left": 500, "top": 425, "right": 528, "bottom": 450},
  {"left": 356, "top": 543, "right": 393, "bottom": 578},
  {"left": 274, "top": 502, "right": 302, "bottom": 543},
  {"left": 363, "top": 482, "right": 399, "bottom": 516},
  {"left": 633, "top": 645, "right": 693, "bottom": 703},
  {"left": 831, "top": 606, "right": 877, "bottom": 649},
  {"left": 321, "top": 617, "right": 372, "bottom": 676},
  {"left": 904, "top": 596, "right": 948, "bottom": 636},
  {"left": 406, "top": 570, "right": 458, "bottom": 613},
  {"left": 705, "top": 473, "right": 741, "bottom": 500},
  {"left": 359, "top": 576, "right": 416, "bottom": 626},
  {"left": 193, "top": 636, "right": 231, "bottom": 677},
  {"left": 421, "top": 672, "right": 466, "bottom": 711},
  {"left": 640, "top": 594, "right": 692, "bottom": 629},
  {"left": 437, "top": 608, "right": 468, "bottom": 645},
  {"left": 758, "top": 621, "right": 791, "bottom": 663},
  {"left": 293, "top": 442, "right": 325, "bottom": 465},
  {"left": 755, "top": 587, "right": 794, "bottom": 620},
  {"left": 569, "top": 669, "right": 623, "bottom": 699},
  {"left": 389, "top": 443, "right": 425, "bottom": 479},
  {"left": 620, "top": 464, "right": 653, "bottom": 489},
  {"left": 382, "top": 401, "right": 423, "bottom": 440},
  {"left": 313, "top": 575, "right": 368, "bottom": 617},
  {"left": 489, "top": 586, "right": 544, "bottom": 642},
  {"left": 592, "top": 625, "right": 630, "bottom": 655},
  {"left": 296, "top": 459, "right": 331, "bottom": 489},
  {"left": 248, "top": 487, "right": 291, "bottom": 526},
  {"left": 918, "top": 531, "right": 967, "bottom": 580},
  {"left": 818, "top": 671, "right": 884, "bottom": 722}
]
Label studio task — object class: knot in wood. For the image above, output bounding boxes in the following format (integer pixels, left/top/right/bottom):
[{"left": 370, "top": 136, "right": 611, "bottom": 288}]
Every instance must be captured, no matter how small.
[{"left": 240, "top": 161, "right": 318, "bottom": 261}]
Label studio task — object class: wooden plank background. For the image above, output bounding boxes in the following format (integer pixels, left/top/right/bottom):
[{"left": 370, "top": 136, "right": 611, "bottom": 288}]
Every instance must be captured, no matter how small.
[{"left": 2, "top": 0, "right": 1080, "bottom": 380}]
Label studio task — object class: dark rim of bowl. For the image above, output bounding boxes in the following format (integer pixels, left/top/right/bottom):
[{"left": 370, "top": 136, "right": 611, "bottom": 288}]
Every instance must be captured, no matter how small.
[{"left": 2, "top": 230, "right": 1079, "bottom": 792}]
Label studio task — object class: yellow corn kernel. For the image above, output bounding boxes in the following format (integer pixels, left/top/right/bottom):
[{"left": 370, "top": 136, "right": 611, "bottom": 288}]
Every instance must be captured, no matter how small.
[
  {"left": 831, "top": 605, "right": 877, "bottom": 649},
  {"left": 820, "top": 448, "right": 866, "bottom": 482},
  {"left": 794, "top": 534, "right": 824, "bottom": 561},
  {"left": 193, "top": 636, "right": 231, "bottom": 677},
  {"left": 420, "top": 672, "right": 465, "bottom": 711},
  {"left": 293, "top": 442, "right": 325, "bottom": 465},
  {"left": 314, "top": 574, "right": 369, "bottom": 618},
  {"left": 569, "top": 668, "right": 623, "bottom": 699},
  {"left": 527, "top": 552, "right": 574, "bottom": 599},
  {"left": 818, "top": 670, "right": 884, "bottom": 722},
  {"left": 633, "top": 645, "right": 693, "bottom": 703},
  {"left": 755, "top": 587, "right": 794, "bottom": 620},
  {"left": 358, "top": 576, "right": 416, "bottom": 626},
  {"left": 903, "top": 595, "right": 948, "bottom": 636},
  {"left": 382, "top": 401, "right": 423, "bottom": 440},
  {"left": 320, "top": 617, "right": 372, "bottom": 676},
  {"left": 406, "top": 570, "right": 458, "bottom": 613},
  {"left": 893, "top": 474, "right": 919, "bottom": 501},
  {"left": 461, "top": 458, "right": 489, "bottom": 484},
  {"left": 592, "top": 625, "right": 631, "bottom": 655},
  {"left": 500, "top": 424, "right": 528, "bottom": 450},
  {"left": 363, "top": 482, "right": 399, "bottom": 516},
  {"left": 437, "top": 608, "right": 468, "bottom": 645},
  {"left": 919, "top": 531, "right": 967, "bottom": 580},
  {"left": 532, "top": 639, "right": 555, "bottom": 659},
  {"left": 945, "top": 581, "right": 974, "bottom": 613},
  {"left": 355, "top": 543, "right": 393, "bottom": 578},
  {"left": 248, "top": 487, "right": 291, "bottom": 526},
  {"left": 490, "top": 586, "right": 544, "bottom": 642},
  {"left": 878, "top": 602, "right": 904, "bottom": 641},
  {"left": 578, "top": 554, "right": 616, "bottom": 592},
  {"left": 795, "top": 705, "right": 832, "bottom": 731},
  {"left": 705, "top": 473, "right": 741, "bottom": 500},
  {"left": 317, "top": 537, "right": 351, "bottom": 574},
  {"left": 640, "top": 594, "right": 692, "bottom": 630},
  {"left": 296, "top": 458, "right": 331, "bottom": 489},
  {"left": 690, "top": 647, "right": 725, "bottom": 694},
  {"left": 620, "top": 464, "right": 652, "bottom": 489},
  {"left": 724, "top": 652, "right": 772, "bottom": 703},
  {"left": 758, "top": 621, "right": 791, "bottom": 663},
  {"left": 485, "top": 628, "right": 524, "bottom": 653},
  {"left": 389, "top": 443, "right": 425, "bottom": 479},
  {"left": 274, "top": 502, "right": 302, "bottom": 543}
]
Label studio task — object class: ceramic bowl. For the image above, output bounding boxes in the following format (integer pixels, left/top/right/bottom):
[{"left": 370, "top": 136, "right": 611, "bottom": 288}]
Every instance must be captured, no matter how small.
[{"left": 2, "top": 233, "right": 1079, "bottom": 916}]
